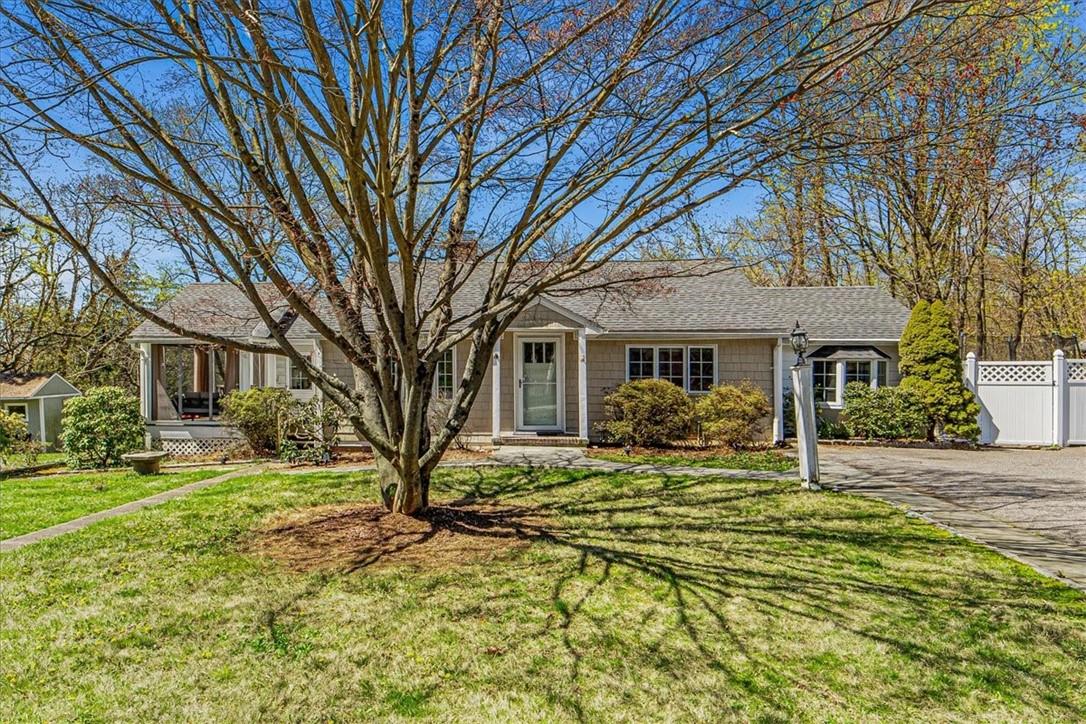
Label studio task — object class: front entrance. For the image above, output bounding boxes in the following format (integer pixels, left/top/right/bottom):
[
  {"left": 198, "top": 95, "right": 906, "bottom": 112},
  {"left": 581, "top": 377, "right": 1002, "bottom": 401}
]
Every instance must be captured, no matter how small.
[{"left": 516, "top": 336, "right": 563, "bottom": 431}]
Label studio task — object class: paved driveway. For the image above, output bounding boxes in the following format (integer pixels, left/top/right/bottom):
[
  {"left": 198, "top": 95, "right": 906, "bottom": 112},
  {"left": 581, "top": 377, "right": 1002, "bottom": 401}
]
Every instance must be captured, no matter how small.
[{"left": 821, "top": 445, "right": 1086, "bottom": 589}]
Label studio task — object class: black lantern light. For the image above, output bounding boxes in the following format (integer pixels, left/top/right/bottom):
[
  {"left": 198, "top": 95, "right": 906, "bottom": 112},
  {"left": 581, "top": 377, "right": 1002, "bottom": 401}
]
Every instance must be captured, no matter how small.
[{"left": 790, "top": 320, "right": 808, "bottom": 365}]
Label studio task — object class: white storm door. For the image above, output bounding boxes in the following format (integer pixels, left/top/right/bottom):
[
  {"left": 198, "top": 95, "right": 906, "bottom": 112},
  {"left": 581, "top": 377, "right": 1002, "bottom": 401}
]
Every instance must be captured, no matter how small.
[{"left": 517, "top": 337, "right": 561, "bottom": 430}]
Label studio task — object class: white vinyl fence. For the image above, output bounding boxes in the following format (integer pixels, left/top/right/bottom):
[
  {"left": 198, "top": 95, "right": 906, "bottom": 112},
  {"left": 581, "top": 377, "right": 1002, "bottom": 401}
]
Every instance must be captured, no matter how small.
[{"left": 964, "top": 351, "right": 1085, "bottom": 447}]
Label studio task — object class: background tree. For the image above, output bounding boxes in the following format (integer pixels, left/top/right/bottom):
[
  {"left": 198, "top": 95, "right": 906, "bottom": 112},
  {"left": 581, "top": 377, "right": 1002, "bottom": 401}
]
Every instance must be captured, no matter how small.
[
  {"left": 0, "top": 0, "right": 1020, "bottom": 514},
  {"left": 720, "top": 1, "right": 1085, "bottom": 357},
  {"left": 898, "top": 300, "right": 981, "bottom": 440}
]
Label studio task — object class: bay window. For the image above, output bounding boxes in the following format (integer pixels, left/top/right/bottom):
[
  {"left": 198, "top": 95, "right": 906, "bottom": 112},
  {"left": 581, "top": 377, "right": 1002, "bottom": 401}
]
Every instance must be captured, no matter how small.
[{"left": 808, "top": 347, "right": 893, "bottom": 407}]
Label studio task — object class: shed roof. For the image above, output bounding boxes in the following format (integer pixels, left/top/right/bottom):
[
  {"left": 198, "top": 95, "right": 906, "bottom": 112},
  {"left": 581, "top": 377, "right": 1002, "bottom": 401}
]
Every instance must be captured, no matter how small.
[{"left": 0, "top": 372, "right": 80, "bottom": 399}]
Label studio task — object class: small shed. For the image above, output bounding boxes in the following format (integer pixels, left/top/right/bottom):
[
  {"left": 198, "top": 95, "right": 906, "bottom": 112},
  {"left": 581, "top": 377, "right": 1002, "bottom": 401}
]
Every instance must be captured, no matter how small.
[{"left": 0, "top": 373, "right": 82, "bottom": 450}]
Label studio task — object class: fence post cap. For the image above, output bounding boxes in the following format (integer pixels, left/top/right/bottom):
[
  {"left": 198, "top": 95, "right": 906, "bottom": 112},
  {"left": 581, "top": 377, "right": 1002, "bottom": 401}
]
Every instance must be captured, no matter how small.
[
  {"left": 1054, "top": 349, "right": 1065, "bottom": 359},
  {"left": 965, "top": 352, "right": 976, "bottom": 360}
]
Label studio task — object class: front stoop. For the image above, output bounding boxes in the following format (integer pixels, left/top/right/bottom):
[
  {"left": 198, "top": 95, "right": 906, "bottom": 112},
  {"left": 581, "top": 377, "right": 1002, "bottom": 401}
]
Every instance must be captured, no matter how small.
[{"left": 494, "top": 435, "right": 588, "bottom": 448}]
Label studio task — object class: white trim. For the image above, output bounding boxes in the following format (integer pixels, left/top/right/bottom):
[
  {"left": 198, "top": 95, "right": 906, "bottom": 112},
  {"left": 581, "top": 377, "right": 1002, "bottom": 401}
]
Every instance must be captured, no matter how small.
[
  {"left": 139, "top": 342, "right": 153, "bottom": 421},
  {"left": 311, "top": 340, "right": 323, "bottom": 399},
  {"left": 38, "top": 398, "right": 46, "bottom": 444},
  {"left": 577, "top": 328, "right": 588, "bottom": 440},
  {"left": 773, "top": 338, "right": 784, "bottom": 443},
  {"left": 534, "top": 296, "right": 604, "bottom": 334},
  {"left": 513, "top": 333, "right": 565, "bottom": 432},
  {"left": 266, "top": 353, "right": 278, "bottom": 387},
  {"left": 0, "top": 393, "right": 79, "bottom": 401},
  {"left": 491, "top": 338, "right": 502, "bottom": 441},
  {"left": 599, "top": 332, "right": 786, "bottom": 340},
  {"left": 624, "top": 343, "right": 717, "bottom": 394}
]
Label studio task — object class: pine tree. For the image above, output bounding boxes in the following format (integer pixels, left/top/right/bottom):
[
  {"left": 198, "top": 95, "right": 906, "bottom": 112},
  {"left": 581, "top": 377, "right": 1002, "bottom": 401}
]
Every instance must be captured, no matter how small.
[{"left": 899, "top": 300, "right": 981, "bottom": 441}]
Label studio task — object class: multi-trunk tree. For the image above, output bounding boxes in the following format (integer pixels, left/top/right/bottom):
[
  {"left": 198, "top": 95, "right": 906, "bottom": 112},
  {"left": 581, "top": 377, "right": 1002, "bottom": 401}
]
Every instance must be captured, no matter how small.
[{"left": 1, "top": 0, "right": 1008, "bottom": 514}]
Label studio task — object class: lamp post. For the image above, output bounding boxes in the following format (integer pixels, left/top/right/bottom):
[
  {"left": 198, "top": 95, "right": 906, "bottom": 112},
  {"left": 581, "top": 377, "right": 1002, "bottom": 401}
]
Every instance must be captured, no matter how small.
[
  {"left": 789, "top": 321, "right": 820, "bottom": 490},
  {"left": 790, "top": 320, "right": 809, "bottom": 366}
]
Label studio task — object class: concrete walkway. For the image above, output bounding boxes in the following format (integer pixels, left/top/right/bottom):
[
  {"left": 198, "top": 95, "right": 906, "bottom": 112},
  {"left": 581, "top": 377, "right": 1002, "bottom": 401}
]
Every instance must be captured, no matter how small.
[
  {"left": 487, "top": 446, "right": 797, "bottom": 480},
  {"left": 821, "top": 447, "right": 1086, "bottom": 591},
  {"left": 0, "top": 464, "right": 265, "bottom": 553},
  {"left": 279, "top": 446, "right": 798, "bottom": 481}
]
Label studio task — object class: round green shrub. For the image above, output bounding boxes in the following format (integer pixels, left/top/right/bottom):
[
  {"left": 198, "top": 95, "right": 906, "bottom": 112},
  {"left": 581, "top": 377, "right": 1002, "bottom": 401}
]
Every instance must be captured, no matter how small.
[
  {"left": 841, "top": 382, "right": 927, "bottom": 440},
  {"left": 219, "top": 387, "right": 296, "bottom": 455},
  {"left": 695, "top": 381, "right": 770, "bottom": 449},
  {"left": 598, "top": 379, "right": 694, "bottom": 447},
  {"left": 61, "top": 387, "right": 144, "bottom": 468},
  {"left": 0, "top": 410, "right": 40, "bottom": 467}
]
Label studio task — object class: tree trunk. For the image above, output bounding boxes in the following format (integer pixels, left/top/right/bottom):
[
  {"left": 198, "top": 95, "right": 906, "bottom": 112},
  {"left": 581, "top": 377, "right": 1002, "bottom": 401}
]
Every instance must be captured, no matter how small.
[{"left": 375, "top": 454, "right": 430, "bottom": 516}]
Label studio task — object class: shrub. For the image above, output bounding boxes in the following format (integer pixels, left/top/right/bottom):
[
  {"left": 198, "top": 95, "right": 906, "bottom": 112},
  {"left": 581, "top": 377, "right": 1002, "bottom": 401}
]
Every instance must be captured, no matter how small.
[
  {"left": 899, "top": 300, "right": 980, "bottom": 440},
  {"left": 695, "top": 381, "right": 770, "bottom": 449},
  {"left": 842, "top": 382, "right": 928, "bottom": 440},
  {"left": 597, "top": 379, "right": 694, "bottom": 447},
  {"left": 220, "top": 387, "right": 296, "bottom": 455},
  {"left": 279, "top": 398, "right": 342, "bottom": 464},
  {"left": 61, "top": 387, "right": 144, "bottom": 468},
  {"left": 817, "top": 415, "right": 850, "bottom": 440},
  {"left": 0, "top": 410, "right": 41, "bottom": 468}
]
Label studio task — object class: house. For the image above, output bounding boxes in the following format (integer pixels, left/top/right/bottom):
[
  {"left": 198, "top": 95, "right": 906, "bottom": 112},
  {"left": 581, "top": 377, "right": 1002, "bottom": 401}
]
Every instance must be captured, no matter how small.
[
  {"left": 0, "top": 373, "right": 82, "bottom": 450},
  {"left": 127, "top": 261, "right": 910, "bottom": 454}
]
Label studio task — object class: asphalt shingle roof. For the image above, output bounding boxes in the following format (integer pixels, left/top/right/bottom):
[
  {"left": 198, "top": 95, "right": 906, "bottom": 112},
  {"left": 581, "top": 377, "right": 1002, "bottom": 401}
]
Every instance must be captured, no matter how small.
[{"left": 130, "top": 261, "right": 910, "bottom": 341}]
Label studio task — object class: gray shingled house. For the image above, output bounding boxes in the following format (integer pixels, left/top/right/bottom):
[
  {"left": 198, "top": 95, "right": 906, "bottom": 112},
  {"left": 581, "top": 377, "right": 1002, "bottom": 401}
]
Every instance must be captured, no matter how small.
[
  {"left": 127, "top": 261, "right": 910, "bottom": 454},
  {"left": 0, "top": 373, "right": 82, "bottom": 450}
]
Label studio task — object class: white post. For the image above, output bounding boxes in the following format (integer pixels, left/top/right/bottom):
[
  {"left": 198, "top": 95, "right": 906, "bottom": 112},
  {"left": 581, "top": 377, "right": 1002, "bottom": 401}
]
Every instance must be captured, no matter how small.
[
  {"left": 964, "top": 352, "right": 986, "bottom": 444},
  {"left": 1053, "top": 349, "right": 1067, "bottom": 448},
  {"left": 138, "top": 342, "right": 153, "bottom": 421},
  {"left": 791, "top": 361, "right": 820, "bottom": 490},
  {"left": 266, "top": 354, "right": 277, "bottom": 387},
  {"left": 577, "top": 328, "right": 588, "bottom": 441},
  {"left": 312, "top": 340, "right": 323, "bottom": 399},
  {"left": 772, "top": 339, "right": 784, "bottom": 443},
  {"left": 208, "top": 347, "right": 215, "bottom": 418},
  {"left": 491, "top": 337, "right": 502, "bottom": 443},
  {"left": 239, "top": 351, "right": 252, "bottom": 391}
]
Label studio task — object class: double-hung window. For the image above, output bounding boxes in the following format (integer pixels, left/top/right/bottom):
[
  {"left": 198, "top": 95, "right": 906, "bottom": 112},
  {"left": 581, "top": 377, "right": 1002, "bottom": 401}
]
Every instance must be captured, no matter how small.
[
  {"left": 627, "top": 347, "right": 655, "bottom": 381},
  {"left": 435, "top": 348, "right": 455, "bottom": 399},
  {"left": 812, "top": 360, "right": 838, "bottom": 404},
  {"left": 288, "top": 356, "right": 312, "bottom": 390},
  {"left": 845, "top": 361, "right": 872, "bottom": 386},
  {"left": 687, "top": 347, "right": 715, "bottom": 392},
  {"left": 658, "top": 347, "right": 685, "bottom": 387},
  {"left": 626, "top": 345, "right": 715, "bottom": 393}
]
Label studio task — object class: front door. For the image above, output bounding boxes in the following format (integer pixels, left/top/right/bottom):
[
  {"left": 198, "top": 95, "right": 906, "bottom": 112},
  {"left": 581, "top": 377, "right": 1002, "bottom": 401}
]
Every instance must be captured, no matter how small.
[{"left": 517, "top": 337, "right": 561, "bottom": 430}]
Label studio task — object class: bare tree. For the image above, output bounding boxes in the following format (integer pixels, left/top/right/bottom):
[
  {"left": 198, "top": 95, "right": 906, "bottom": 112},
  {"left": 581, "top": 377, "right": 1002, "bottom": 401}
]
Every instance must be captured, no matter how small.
[{"left": 1, "top": 0, "right": 990, "bottom": 513}]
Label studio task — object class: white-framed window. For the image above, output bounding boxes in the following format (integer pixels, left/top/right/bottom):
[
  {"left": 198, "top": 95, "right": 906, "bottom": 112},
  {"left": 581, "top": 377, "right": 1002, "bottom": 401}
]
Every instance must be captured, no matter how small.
[
  {"left": 812, "top": 360, "right": 838, "bottom": 404},
  {"left": 812, "top": 358, "right": 891, "bottom": 407},
  {"left": 434, "top": 348, "right": 455, "bottom": 399},
  {"left": 627, "top": 347, "right": 655, "bottom": 381},
  {"left": 3, "top": 403, "right": 28, "bottom": 422},
  {"left": 658, "top": 347, "right": 685, "bottom": 387},
  {"left": 626, "top": 345, "right": 716, "bottom": 393},
  {"left": 288, "top": 356, "right": 313, "bottom": 390},
  {"left": 687, "top": 347, "right": 715, "bottom": 392}
]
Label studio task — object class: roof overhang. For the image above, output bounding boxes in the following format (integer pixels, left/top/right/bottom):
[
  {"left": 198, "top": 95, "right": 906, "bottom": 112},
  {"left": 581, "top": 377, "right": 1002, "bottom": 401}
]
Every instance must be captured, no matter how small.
[{"left": 808, "top": 344, "right": 892, "bottom": 361}]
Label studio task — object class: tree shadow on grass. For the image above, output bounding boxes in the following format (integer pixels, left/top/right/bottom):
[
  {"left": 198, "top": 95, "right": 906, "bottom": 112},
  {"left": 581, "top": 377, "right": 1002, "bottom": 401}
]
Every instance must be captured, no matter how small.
[{"left": 259, "top": 464, "right": 1086, "bottom": 719}]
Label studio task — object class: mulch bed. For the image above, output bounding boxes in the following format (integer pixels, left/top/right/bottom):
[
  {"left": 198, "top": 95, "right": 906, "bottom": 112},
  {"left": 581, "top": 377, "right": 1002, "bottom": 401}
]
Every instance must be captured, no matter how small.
[{"left": 244, "top": 501, "right": 548, "bottom": 573}]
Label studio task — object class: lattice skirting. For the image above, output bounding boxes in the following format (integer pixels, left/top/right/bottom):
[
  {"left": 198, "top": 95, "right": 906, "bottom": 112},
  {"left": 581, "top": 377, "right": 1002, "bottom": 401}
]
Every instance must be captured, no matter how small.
[{"left": 155, "top": 437, "right": 240, "bottom": 457}]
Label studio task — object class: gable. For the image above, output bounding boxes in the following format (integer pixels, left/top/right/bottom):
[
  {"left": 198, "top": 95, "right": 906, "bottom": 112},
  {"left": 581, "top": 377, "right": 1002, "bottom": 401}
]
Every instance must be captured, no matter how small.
[{"left": 33, "top": 374, "right": 81, "bottom": 398}]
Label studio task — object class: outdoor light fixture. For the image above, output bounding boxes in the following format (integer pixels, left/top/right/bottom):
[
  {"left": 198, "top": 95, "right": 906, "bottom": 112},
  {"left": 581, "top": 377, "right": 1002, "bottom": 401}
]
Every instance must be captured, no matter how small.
[{"left": 790, "top": 320, "right": 809, "bottom": 365}]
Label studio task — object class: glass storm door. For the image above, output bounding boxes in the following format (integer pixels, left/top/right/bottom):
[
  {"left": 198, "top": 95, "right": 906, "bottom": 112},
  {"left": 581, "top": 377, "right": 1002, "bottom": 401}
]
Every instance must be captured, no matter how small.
[{"left": 519, "top": 338, "right": 559, "bottom": 429}]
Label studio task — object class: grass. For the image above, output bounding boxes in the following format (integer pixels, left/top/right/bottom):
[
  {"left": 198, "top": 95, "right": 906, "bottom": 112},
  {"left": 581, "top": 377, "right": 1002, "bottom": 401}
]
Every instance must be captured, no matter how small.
[
  {"left": 0, "top": 468, "right": 230, "bottom": 539},
  {"left": 588, "top": 446, "right": 797, "bottom": 472},
  {"left": 1, "top": 467, "right": 1084, "bottom": 721}
]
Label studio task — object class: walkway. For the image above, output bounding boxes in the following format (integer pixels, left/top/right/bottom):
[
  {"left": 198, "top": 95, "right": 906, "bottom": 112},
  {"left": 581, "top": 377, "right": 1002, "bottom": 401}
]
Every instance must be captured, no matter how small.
[
  {"left": 821, "top": 445, "right": 1086, "bottom": 591},
  {"left": 0, "top": 464, "right": 265, "bottom": 553},
  {"left": 487, "top": 446, "right": 795, "bottom": 480}
]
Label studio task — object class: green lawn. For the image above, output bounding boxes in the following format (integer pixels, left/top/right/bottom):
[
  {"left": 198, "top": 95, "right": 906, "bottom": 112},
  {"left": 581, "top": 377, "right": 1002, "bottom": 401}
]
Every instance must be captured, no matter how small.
[
  {"left": 589, "top": 447, "right": 798, "bottom": 472},
  {"left": 0, "top": 468, "right": 230, "bottom": 539},
  {"left": 1, "top": 468, "right": 1083, "bottom": 721}
]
